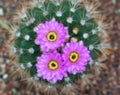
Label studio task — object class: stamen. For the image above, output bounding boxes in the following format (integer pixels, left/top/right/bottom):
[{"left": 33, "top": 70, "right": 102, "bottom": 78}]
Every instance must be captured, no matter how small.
[
  {"left": 48, "top": 60, "right": 59, "bottom": 70},
  {"left": 69, "top": 51, "right": 79, "bottom": 63},
  {"left": 46, "top": 31, "right": 57, "bottom": 42}
]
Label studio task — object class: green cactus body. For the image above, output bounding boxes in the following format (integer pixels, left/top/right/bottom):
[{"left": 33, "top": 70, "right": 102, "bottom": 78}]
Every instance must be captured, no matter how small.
[{"left": 14, "top": 0, "right": 101, "bottom": 84}]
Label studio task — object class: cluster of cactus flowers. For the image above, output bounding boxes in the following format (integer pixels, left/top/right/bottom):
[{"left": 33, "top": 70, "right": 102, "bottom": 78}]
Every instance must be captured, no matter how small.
[{"left": 9, "top": 0, "right": 111, "bottom": 94}]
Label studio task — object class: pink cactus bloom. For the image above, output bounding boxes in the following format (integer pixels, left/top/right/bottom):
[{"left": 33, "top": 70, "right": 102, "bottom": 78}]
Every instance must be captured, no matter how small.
[
  {"left": 36, "top": 51, "right": 67, "bottom": 83},
  {"left": 35, "top": 18, "right": 69, "bottom": 52},
  {"left": 62, "top": 41, "right": 91, "bottom": 75}
]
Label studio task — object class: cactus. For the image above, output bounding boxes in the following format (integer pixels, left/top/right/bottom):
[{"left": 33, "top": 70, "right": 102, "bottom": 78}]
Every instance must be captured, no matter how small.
[{"left": 10, "top": 0, "right": 111, "bottom": 94}]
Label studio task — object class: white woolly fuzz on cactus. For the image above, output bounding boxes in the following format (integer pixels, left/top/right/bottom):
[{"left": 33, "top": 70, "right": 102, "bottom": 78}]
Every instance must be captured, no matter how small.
[
  {"left": 13, "top": 26, "right": 19, "bottom": 33},
  {"left": 95, "top": 62, "right": 99, "bottom": 66},
  {"left": 33, "top": 27, "right": 39, "bottom": 32},
  {"left": 1, "top": 64, "right": 6, "bottom": 68},
  {"left": 16, "top": 32, "right": 21, "bottom": 37},
  {"left": 86, "top": 12, "right": 91, "bottom": 18},
  {"left": 0, "top": 8, "right": 4, "bottom": 16},
  {"left": 80, "top": 19, "right": 86, "bottom": 25},
  {"left": 27, "top": 62, "right": 32, "bottom": 68},
  {"left": 2, "top": 73, "right": 8, "bottom": 79},
  {"left": 25, "top": 18, "right": 35, "bottom": 26},
  {"left": 83, "top": 33, "right": 89, "bottom": 39},
  {"left": 85, "top": 3, "right": 93, "bottom": 13},
  {"left": 13, "top": 47, "right": 17, "bottom": 53},
  {"left": 89, "top": 45, "right": 94, "bottom": 50},
  {"left": 20, "top": 64, "right": 25, "bottom": 69},
  {"left": 37, "top": 2, "right": 43, "bottom": 8},
  {"left": 65, "top": 77, "right": 70, "bottom": 82},
  {"left": 70, "top": 7, "right": 76, "bottom": 13},
  {"left": 81, "top": 74, "right": 86, "bottom": 79},
  {"left": 43, "top": 10, "right": 48, "bottom": 16},
  {"left": 67, "top": 17, "right": 73, "bottom": 23},
  {"left": 92, "top": 29, "right": 97, "bottom": 34},
  {"left": 66, "top": 83, "right": 72, "bottom": 87},
  {"left": 24, "top": 35, "right": 30, "bottom": 41},
  {"left": 19, "top": 48, "right": 23, "bottom": 54},
  {"left": 47, "top": 85, "right": 54, "bottom": 89},
  {"left": 21, "top": 13, "right": 27, "bottom": 19},
  {"left": 28, "top": 48, "right": 34, "bottom": 54},
  {"left": 97, "top": 26, "right": 102, "bottom": 31},
  {"left": 53, "top": 0, "right": 60, "bottom": 6},
  {"left": 70, "top": 0, "right": 78, "bottom": 5},
  {"left": 89, "top": 60, "right": 94, "bottom": 65},
  {"left": 30, "top": 18, "right": 35, "bottom": 23},
  {"left": 34, "top": 76, "right": 39, "bottom": 81},
  {"left": 56, "top": 11, "right": 62, "bottom": 17}
]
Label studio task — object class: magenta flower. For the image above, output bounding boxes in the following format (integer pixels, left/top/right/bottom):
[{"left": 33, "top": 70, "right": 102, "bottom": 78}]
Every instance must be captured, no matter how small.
[
  {"left": 36, "top": 51, "right": 67, "bottom": 83},
  {"left": 62, "top": 41, "right": 91, "bottom": 75},
  {"left": 35, "top": 18, "right": 69, "bottom": 52}
]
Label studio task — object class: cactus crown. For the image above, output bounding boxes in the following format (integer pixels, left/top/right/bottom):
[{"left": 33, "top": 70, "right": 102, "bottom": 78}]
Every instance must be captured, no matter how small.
[{"left": 14, "top": 0, "right": 101, "bottom": 84}]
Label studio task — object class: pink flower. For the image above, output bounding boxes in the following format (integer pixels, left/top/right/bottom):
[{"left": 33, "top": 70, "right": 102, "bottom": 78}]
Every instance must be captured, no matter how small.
[
  {"left": 36, "top": 51, "right": 67, "bottom": 83},
  {"left": 35, "top": 18, "right": 69, "bottom": 52},
  {"left": 62, "top": 41, "right": 91, "bottom": 75}
]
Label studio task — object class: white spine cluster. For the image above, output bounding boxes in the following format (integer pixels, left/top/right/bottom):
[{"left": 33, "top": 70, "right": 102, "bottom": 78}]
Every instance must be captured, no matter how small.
[
  {"left": 16, "top": 32, "right": 21, "bottom": 37},
  {"left": 19, "top": 48, "right": 23, "bottom": 54},
  {"left": 27, "top": 62, "right": 32, "bottom": 68},
  {"left": 67, "top": 17, "right": 73, "bottom": 23},
  {"left": 70, "top": 7, "right": 76, "bottom": 13},
  {"left": 28, "top": 48, "right": 34, "bottom": 54},
  {"left": 56, "top": 11, "right": 62, "bottom": 17},
  {"left": 43, "top": 10, "right": 48, "bottom": 16},
  {"left": 24, "top": 35, "right": 30, "bottom": 41},
  {"left": 92, "top": 29, "right": 97, "bottom": 34},
  {"left": 25, "top": 18, "right": 35, "bottom": 26},
  {"left": 89, "top": 45, "right": 94, "bottom": 50},
  {"left": 80, "top": 20, "right": 86, "bottom": 26},
  {"left": 83, "top": 33, "right": 89, "bottom": 39},
  {"left": 20, "top": 64, "right": 25, "bottom": 69}
]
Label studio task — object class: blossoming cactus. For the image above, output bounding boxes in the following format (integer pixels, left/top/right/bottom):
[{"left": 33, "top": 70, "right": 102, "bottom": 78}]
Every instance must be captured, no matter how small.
[{"left": 9, "top": 0, "right": 112, "bottom": 94}]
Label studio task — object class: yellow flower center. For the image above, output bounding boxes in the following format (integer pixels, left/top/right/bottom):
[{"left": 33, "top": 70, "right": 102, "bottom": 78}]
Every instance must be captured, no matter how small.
[
  {"left": 48, "top": 60, "right": 59, "bottom": 70},
  {"left": 69, "top": 51, "right": 79, "bottom": 63},
  {"left": 46, "top": 31, "right": 57, "bottom": 42}
]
